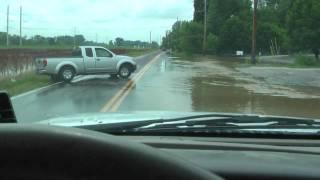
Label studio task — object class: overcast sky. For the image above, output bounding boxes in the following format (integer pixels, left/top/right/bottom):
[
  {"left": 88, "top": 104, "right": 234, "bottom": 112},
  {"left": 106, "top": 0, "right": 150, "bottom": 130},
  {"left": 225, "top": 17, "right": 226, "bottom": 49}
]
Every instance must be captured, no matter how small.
[{"left": 1, "top": 0, "right": 194, "bottom": 43}]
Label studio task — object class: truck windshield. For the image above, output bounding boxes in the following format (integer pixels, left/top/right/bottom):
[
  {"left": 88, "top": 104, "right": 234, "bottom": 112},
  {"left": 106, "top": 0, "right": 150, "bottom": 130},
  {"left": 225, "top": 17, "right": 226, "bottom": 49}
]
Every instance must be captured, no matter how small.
[{"left": 1, "top": 0, "right": 320, "bottom": 137}]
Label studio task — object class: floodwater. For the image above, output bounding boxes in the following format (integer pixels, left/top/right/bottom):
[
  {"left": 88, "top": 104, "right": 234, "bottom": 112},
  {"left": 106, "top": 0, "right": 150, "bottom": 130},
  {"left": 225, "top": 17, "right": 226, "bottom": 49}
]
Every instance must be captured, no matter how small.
[
  {"left": 188, "top": 56, "right": 320, "bottom": 118},
  {"left": 122, "top": 54, "right": 320, "bottom": 119},
  {"left": 0, "top": 63, "right": 35, "bottom": 79}
]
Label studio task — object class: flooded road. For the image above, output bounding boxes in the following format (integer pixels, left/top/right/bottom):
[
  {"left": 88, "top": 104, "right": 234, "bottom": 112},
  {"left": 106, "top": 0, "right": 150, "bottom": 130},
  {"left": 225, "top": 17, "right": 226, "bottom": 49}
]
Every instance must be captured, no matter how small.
[
  {"left": 120, "top": 54, "right": 320, "bottom": 119},
  {"left": 13, "top": 52, "right": 320, "bottom": 123}
]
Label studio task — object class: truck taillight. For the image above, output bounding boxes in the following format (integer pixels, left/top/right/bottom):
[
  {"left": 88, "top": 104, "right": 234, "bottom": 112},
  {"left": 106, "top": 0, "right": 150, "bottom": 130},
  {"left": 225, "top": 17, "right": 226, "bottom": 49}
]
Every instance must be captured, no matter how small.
[{"left": 43, "top": 59, "right": 48, "bottom": 66}]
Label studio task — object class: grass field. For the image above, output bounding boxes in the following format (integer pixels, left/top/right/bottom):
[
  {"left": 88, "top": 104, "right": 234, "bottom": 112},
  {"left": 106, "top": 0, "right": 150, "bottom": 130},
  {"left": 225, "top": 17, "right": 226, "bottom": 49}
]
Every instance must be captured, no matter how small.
[
  {"left": 125, "top": 48, "right": 155, "bottom": 57},
  {"left": 240, "top": 55, "right": 320, "bottom": 69},
  {"left": 0, "top": 73, "right": 52, "bottom": 97}
]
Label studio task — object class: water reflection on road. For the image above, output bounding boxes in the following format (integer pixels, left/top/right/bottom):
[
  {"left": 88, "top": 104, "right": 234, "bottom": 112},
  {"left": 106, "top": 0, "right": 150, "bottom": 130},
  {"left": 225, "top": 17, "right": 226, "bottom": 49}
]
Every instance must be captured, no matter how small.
[
  {"left": 189, "top": 56, "right": 320, "bottom": 118},
  {"left": 124, "top": 54, "right": 320, "bottom": 119}
]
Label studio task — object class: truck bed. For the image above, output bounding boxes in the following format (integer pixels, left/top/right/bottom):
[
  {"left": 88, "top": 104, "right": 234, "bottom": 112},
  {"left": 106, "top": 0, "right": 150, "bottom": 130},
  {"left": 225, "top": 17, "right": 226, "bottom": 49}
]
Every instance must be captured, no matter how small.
[{"left": 35, "top": 57, "right": 84, "bottom": 75}]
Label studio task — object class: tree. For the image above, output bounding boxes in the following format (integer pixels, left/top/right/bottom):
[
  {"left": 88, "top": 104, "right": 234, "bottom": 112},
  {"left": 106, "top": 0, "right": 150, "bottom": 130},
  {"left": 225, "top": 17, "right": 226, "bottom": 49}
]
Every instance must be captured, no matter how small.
[
  {"left": 151, "top": 41, "right": 159, "bottom": 48},
  {"left": 115, "top": 37, "right": 124, "bottom": 47},
  {"left": 161, "top": 21, "right": 202, "bottom": 53},
  {"left": 204, "top": 0, "right": 251, "bottom": 54},
  {"left": 161, "top": 32, "right": 171, "bottom": 50},
  {"left": 218, "top": 16, "right": 251, "bottom": 54},
  {"left": 32, "top": 35, "right": 47, "bottom": 45},
  {"left": 48, "top": 38, "right": 56, "bottom": 45},
  {"left": 56, "top": 36, "right": 74, "bottom": 45},
  {"left": 207, "top": 0, "right": 251, "bottom": 35},
  {"left": 0, "top": 32, "right": 7, "bottom": 46},
  {"left": 75, "top": 35, "right": 85, "bottom": 45},
  {"left": 194, "top": 0, "right": 209, "bottom": 24},
  {"left": 206, "top": 33, "right": 219, "bottom": 54},
  {"left": 108, "top": 40, "right": 114, "bottom": 48},
  {"left": 287, "top": 0, "right": 320, "bottom": 59},
  {"left": 256, "top": 22, "right": 287, "bottom": 54},
  {"left": 178, "top": 21, "right": 203, "bottom": 53}
]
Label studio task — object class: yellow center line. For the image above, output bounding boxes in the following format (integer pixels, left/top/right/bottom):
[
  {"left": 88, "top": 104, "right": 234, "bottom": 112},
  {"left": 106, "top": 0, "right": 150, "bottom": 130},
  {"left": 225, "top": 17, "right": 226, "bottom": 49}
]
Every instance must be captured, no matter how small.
[{"left": 100, "top": 54, "right": 161, "bottom": 112}]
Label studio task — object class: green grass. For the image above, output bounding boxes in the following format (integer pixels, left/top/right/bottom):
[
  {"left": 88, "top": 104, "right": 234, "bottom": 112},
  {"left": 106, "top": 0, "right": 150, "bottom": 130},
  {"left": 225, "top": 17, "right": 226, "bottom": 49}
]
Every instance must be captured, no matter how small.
[
  {"left": 124, "top": 49, "right": 156, "bottom": 57},
  {"left": 291, "top": 54, "right": 320, "bottom": 68},
  {"left": 239, "top": 55, "right": 320, "bottom": 69},
  {"left": 0, "top": 73, "right": 52, "bottom": 97}
]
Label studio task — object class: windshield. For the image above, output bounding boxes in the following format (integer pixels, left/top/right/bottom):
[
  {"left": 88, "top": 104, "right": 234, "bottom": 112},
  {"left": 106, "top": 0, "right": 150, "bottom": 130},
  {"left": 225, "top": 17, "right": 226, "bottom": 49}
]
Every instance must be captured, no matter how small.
[{"left": 0, "top": 0, "right": 319, "bottom": 134}]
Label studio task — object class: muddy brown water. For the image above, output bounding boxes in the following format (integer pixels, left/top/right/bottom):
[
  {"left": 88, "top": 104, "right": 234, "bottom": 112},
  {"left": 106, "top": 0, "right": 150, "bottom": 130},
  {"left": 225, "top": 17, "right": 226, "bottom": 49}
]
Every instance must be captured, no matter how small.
[{"left": 164, "top": 55, "right": 320, "bottom": 119}]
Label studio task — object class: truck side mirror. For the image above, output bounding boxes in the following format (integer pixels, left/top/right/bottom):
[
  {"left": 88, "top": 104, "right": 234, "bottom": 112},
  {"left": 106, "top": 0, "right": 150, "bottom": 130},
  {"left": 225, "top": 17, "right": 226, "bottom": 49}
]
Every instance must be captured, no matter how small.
[{"left": 0, "top": 92, "right": 17, "bottom": 123}]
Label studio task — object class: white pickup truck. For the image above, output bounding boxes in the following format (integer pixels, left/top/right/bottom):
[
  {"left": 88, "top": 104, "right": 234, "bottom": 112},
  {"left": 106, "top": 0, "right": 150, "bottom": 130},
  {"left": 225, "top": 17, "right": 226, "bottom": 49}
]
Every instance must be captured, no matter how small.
[{"left": 35, "top": 46, "right": 137, "bottom": 82}]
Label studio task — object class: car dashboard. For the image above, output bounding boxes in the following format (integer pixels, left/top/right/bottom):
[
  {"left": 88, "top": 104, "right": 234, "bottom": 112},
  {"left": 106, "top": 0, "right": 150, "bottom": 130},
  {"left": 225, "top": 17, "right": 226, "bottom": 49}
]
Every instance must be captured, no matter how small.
[{"left": 126, "top": 136, "right": 320, "bottom": 179}]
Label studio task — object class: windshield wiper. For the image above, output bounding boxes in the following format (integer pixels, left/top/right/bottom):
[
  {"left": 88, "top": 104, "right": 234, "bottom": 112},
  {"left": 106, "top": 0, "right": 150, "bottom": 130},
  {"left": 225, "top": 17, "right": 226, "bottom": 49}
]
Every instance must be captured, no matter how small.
[
  {"left": 76, "top": 114, "right": 320, "bottom": 135},
  {"left": 134, "top": 114, "right": 320, "bottom": 130}
]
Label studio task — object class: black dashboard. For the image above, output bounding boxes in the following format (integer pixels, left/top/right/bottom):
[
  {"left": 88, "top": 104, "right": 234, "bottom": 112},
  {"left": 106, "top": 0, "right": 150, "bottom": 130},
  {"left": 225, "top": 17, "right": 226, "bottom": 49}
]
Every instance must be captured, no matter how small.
[{"left": 128, "top": 136, "right": 320, "bottom": 179}]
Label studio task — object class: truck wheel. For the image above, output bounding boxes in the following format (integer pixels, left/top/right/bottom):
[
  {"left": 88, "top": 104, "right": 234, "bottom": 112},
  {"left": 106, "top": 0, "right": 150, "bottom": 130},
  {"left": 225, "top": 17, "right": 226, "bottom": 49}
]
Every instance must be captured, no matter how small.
[
  {"left": 59, "top": 66, "right": 75, "bottom": 83},
  {"left": 118, "top": 65, "right": 132, "bottom": 79}
]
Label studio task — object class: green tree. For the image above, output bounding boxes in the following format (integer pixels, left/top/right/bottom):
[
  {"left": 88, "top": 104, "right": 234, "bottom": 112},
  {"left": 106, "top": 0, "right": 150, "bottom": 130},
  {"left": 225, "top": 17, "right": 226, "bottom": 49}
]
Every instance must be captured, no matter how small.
[
  {"left": 75, "top": 35, "right": 85, "bottom": 45},
  {"left": 194, "top": 0, "right": 209, "bottom": 24},
  {"left": 48, "top": 38, "right": 56, "bottom": 45},
  {"left": 287, "top": 0, "right": 320, "bottom": 59},
  {"left": 218, "top": 16, "right": 251, "bottom": 54},
  {"left": 108, "top": 40, "right": 114, "bottom": 48},
  {"left": 115, "top": 37, "right": 124, "bottom": 47},
  {"left": 56, "top": 36, "right": 74, "bottom": 45},
  {"left": 207, "top": 0, "right": 251, "bottom": 35},
  {"left": 256, "top": 22, "right": 288, "bottom": 54},
  {"left": 170, "top": 21, "right": 183, "bottom": 51},
  {"left": 205, "top": 0, "right": 251, "bottom": 54},
  {"left": 206, "top": 33, "right": 219, "bottom": 54},
  {"left": 194, "top": 0, "right": 203, "bottom": 23},
  {"left": 178, "top": 21, "right": 203, "bottom": 53},
  {"left": 151, "top": 41, "right": 159, "bottom": 48}
]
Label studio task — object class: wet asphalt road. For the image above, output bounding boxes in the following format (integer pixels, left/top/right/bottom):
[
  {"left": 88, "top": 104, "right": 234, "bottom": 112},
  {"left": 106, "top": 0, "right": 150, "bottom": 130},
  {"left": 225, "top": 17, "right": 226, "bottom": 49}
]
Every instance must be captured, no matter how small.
[
  {"left": 12, "top": 52, "right": 320, "bottom": 123},
  {"left": 12, "top": 51, "right": 160, "bottom": 123}
]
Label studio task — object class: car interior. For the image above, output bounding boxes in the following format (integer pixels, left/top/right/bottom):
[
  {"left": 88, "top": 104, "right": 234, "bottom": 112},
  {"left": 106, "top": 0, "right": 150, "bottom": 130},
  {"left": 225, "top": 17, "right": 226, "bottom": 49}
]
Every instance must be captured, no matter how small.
[{"left": 1, "top": 91, "right": 320, "bottom": 180}]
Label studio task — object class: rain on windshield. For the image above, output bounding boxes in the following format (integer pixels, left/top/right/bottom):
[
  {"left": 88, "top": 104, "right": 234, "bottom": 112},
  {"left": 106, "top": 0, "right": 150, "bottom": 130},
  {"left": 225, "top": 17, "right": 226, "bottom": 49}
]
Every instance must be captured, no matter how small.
[{"left": 0, "top": 0, "right": 319, "bottom": 123}]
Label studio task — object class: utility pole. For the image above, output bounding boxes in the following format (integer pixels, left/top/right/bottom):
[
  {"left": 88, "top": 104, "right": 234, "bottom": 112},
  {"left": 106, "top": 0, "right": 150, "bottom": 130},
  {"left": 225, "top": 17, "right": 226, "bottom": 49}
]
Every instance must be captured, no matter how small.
[
  {"left": 6, "top": 5, "right": 10, "bottom": 47},
  {"left": 251, "top": 0, "right": 258, "bottom": 64},
  {"left": 166, "top": 31, "right": 170, "bottom": 48},
  {"left": 202, "top": 0, "right": 207, "bottom": 54},
  {"left": 95, "top": 33, "right": 98, "bottom": 43},
  {"left": 73, "top": 27, "right": 76, "bottom": 48},
  {"left": 19, "top": 6, "right": 22, "bottom": 46},
  {"left": 149, "top": 31, "right": 152, "bottom": 46}
]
